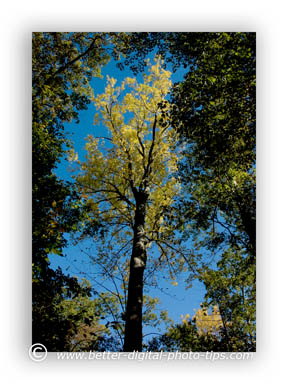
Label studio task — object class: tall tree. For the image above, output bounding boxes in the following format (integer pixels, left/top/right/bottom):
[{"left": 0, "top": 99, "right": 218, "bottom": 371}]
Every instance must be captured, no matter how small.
[
  {"left": 119, "top": 33, "right": 256, "bottom": 352},
  {"left": 73, "top": 57, "right": 184, "bottom": 351}
]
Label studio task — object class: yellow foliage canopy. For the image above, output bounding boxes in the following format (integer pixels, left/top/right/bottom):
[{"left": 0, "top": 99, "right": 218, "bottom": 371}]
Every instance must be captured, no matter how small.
[{"left": 75, "top": 57, "right": 181, "bottom": 257}]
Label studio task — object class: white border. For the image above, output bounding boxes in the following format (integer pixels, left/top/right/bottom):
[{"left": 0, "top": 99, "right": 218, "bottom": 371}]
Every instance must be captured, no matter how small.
[{"left": 1, "top": 0, "right": 287, "bottom": 383}]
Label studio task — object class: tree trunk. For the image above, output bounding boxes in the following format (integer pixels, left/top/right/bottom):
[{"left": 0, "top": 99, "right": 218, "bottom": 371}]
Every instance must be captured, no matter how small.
[{"left": 123, "top": 191, "right": 148, "bottom": 351}]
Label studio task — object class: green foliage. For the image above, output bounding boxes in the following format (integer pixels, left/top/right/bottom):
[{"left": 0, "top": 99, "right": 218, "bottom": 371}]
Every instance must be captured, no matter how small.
[
  {"left": 57, "top": 286, "right": 119, "bottom": 351},
  {"left": 168, "top": 33, "right": 256, "bottom": 351},
  {"left": 32, "top": 269, "right": 92, "bottom": 351},
  {"left": 32, "top": 32, "right": 111, "bottom": 267},
  {"left": 170, "top": 32, "right": 256, "bottom": 256},
  {"left": 32, "top": 33, "right": 126, "bottom": 350}
]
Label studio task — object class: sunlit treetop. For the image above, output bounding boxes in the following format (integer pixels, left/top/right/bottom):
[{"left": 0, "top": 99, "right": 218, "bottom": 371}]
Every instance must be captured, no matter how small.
[
  {"left": 71, "top": 56, "right": 185, "bottom": 278},
  {"left": 76, "top": 58, "right": 179, "bottom": 218}
]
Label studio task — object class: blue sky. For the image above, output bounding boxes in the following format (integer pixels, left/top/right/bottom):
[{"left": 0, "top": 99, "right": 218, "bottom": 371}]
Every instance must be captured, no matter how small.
[{"left": 49, "top": 54, "right": 207, "bottom": 336}]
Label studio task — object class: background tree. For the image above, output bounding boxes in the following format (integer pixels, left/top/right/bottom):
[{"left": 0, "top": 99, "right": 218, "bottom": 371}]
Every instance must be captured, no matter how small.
[
  {"left": 170, "top": 32, "right": 256, "bottom": 257},
  {"left": 169, "top": 33, "right": 256, "bottom": 352},
  {"left": 32, "top": 267, "right": 92, "bottom": 351},
  {"left": 73, "top": 57, "right": 186, "bottom": 351},
  {"left": 148, "top": 300, "right": 254, "bottom": 352},
  {"left": 32, "top": 32, "right": 129, "bottom": 349},
  {"left": 57, "top": 283, "right": 121, "bottom": 352},
  {"left": 148, "top": 308, "right": 223, "bottom": 352},
  {"left": 198, "top": 248, "right": 256, "bottom": 351}
]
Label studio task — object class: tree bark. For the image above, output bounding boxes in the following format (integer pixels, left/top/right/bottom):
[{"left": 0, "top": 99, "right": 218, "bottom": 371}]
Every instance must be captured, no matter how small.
[{"left": 123, "top": 191, "right": 148, "bottom": 351}]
